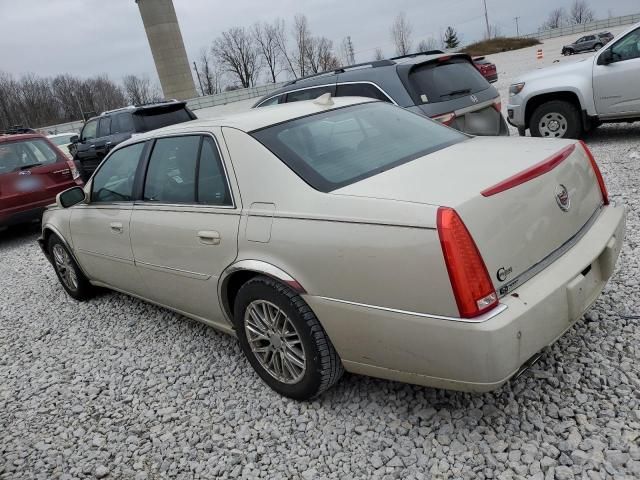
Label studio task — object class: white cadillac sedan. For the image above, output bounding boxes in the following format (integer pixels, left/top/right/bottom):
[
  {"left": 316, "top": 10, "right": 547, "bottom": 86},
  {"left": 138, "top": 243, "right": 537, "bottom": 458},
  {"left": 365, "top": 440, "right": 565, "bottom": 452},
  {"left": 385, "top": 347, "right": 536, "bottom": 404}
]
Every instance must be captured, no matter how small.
[{"left": 39, "top": 96, "right": 625, "bottom": 400}]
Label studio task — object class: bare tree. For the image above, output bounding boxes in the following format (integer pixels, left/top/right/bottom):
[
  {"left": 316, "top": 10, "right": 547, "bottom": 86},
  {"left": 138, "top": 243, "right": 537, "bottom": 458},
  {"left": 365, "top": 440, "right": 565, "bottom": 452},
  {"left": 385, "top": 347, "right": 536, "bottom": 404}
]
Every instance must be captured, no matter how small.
[
  {"left": 543, "top": 8, "right": 566, "bottom": 30},
  {"left": 373, "top": 48, "right": 385, "bottom": 61},
  {"left": 417, "top": 38, "right": 440, "bottom": 52},
  {"left": 272, "top": 18, "right": 297, "bottom": 79},
  {"left": 292, "top": 14, "right": 312, "bottom": 77},
  {"left": 122, "top": 74, "right": 161, "bottom": 105},
  {"left": 340, "top": 36, "right": 356, "bottom": 66},
  {"left": 569, "top": 0, "right": 595, "bottom": 25},
  {"left": 197, "top": 49, "right": 222, "bottom": 95},
  {"left": 305, "top": 37, "right": 341, "bottom": 74},
  {"left": 488, "top": 24, "right": 502, "bottom": 39},
  {"left": 212, "top": 27, "right": 261, "bottom": 88},
  {"left": 391, "top": 12, "right": 413, "bottom": 56},
  {"left": 254, "top": 21, "right": 282, "bottom": 83}
]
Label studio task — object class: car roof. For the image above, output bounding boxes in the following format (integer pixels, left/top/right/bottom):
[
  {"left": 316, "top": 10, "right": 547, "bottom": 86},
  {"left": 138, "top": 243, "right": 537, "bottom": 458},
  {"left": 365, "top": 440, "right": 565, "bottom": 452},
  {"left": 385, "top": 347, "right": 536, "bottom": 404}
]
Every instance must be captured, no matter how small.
[
  {"left": 0, "top": 133, "right": 45, "bottom": 144},
  {"left": 122, "top": 97, "right": 374, "bottom": 142}
]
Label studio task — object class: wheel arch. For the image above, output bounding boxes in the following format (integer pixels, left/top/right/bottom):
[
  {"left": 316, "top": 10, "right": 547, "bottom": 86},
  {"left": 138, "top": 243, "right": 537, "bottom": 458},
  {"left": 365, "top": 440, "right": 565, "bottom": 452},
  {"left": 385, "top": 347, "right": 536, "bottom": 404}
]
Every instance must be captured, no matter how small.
[
  {"left": 41, "top": 224, "right": 89, "bottom": 278},
  {"left": 218, "top": 260, "right": 307, "bottom": 321},
  {"left": 524, "top": 90, "right": 584, "bottom": 129}
]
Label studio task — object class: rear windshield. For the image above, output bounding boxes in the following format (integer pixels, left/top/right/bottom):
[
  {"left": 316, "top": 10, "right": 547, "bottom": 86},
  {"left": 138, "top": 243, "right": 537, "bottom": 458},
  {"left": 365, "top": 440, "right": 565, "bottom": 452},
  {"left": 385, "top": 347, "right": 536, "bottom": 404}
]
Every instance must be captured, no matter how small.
[
  {"left": 251, "top": 102, "right": 465, "bottom": 192},
  {"left": 409, "top": 58, "right": 489, "bottom": 104},
  {"left": 0, "top": 138, "right": 59, "bottom": 175},
  {"left": 134, "top": 106, "right": 194, "bottom": 133}
]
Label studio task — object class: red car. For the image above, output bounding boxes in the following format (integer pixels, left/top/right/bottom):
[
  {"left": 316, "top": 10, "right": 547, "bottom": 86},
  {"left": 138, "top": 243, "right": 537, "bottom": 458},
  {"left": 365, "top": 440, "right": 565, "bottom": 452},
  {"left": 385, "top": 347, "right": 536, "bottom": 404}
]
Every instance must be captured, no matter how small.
[
  {"left": 473, "top": 57, "right": 498, "bottom": 83},
  {"left": 0, "top": 133, "right": 83, "bottom": 229}
]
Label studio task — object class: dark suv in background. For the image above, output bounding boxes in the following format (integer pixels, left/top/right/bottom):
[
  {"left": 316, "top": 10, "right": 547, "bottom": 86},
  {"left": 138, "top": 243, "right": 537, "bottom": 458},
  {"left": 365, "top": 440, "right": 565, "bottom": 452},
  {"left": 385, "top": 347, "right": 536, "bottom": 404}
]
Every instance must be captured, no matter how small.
[
  {"left": 72, "top": 100, "right": 196, "bottom": 180},
  {"left": 254, "top": 51, "right": 508, "bottom": 136}
]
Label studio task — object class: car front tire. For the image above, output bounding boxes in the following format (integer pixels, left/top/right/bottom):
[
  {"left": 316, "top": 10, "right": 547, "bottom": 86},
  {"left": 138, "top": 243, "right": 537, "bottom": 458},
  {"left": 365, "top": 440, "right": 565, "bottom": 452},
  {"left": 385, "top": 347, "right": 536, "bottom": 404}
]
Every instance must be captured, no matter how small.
[
  {"left": 530, "top": 100, "right": 583, "bottom": 139},
  {"left": 48, "top": 235, "right": 93, "bottom": 301},
  {"left": 594, "top": 43, "right": 602, "bottom": 51},
  {"left": 234, "top": 275, "right": 344, "bottom": 400}
]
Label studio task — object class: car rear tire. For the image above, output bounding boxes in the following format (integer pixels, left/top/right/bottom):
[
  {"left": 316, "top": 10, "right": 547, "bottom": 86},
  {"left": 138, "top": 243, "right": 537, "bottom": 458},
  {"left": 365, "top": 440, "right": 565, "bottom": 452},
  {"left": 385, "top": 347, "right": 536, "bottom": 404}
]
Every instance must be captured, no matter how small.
[
  {"left": 234, "top": 275, "right": 344, "bottom": 400},
  {"left": 48, "top": 235, "right": 93, "bottom": 301},
  {"left": 530, "top": 100, "right": 583, "bottom": 139},
  {"left": 594, "top": 43, "right": 603, "bottom": 51}
]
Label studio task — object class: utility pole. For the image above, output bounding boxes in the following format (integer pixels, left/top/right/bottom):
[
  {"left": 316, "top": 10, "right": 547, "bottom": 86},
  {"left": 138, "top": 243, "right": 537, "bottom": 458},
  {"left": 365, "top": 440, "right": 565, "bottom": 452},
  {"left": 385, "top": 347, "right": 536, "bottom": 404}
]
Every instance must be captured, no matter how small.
[
  {"left": 193, "top": 61, "right": 204, "bottom": 96},
  {"left": 483, "top": 0, "right": 490, "bottom": 39},
  {"left": 514, "top": 16, "right": 520, "bottom": 37},
  {"left": 346, "top": 36, "right": 355, "bottom": 65}
]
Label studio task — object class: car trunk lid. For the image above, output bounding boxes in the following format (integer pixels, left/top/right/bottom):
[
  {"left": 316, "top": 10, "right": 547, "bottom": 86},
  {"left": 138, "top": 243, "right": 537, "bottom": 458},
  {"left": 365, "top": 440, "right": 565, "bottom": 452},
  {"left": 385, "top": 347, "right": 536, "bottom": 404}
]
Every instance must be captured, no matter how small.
[{"left": 333, "top": 136, "right": 606, "bottom": 293}]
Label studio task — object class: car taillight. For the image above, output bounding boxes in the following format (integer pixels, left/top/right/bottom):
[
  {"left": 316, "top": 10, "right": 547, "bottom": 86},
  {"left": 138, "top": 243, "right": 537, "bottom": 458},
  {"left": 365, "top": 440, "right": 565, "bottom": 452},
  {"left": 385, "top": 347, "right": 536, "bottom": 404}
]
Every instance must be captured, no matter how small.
[
  {"left": 492, "top": 98, "right": 502, "bottom": 112},
  {"left": 579, "top": 140, "right": 609, "bottom": 205},
  {"left": 437, "top": 207, "right": 498, "bottom": 319},
  {"left": 431, "top": 112, "right": 456, "bottom": 126},
  {"left": 66, "top": 160, "right": 81, "bottom": 181},
  {"left": 481, "top": 144, "right": 576, "bottom": 197}
]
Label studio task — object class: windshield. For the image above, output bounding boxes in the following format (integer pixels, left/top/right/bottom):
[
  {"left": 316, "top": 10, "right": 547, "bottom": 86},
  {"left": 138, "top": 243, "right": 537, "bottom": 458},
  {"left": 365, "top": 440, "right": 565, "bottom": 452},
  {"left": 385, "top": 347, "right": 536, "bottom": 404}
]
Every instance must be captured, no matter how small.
[
  {"left": 134, "top": 106, "right": 194, "bottom": 132},
  {"left": 0, "top": 138, "right": 59, "bottom": 175},
  {"left": 408, "top": 58, "right": 489, "bottom": 104},
  {"left": 251, "top": 102, "right": 465, "bottom": 192},
  {"left": 49, "top": 134, "right": 74, "bottom": 146}
]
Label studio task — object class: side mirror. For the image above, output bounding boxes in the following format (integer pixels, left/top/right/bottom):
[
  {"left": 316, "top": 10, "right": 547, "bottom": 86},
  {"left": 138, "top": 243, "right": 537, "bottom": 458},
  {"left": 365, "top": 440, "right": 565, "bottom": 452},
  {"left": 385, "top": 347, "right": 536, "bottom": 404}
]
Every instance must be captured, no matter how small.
[
  {"left": 598, "top": 49, "right": 613, "bottom": 65},
  {"left": 56, "top": 186, "right": 86, "bottom": 208},
  {"left": 70, "top": 135, "right": 79, "bottom": 144}
]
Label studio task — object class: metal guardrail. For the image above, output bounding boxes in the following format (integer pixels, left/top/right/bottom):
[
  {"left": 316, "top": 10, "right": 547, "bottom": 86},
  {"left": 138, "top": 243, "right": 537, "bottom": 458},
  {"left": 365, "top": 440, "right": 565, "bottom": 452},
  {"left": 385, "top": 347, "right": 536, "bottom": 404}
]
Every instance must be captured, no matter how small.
[{"left": 522, "top": 13, "right": 640, "bottom": 40}]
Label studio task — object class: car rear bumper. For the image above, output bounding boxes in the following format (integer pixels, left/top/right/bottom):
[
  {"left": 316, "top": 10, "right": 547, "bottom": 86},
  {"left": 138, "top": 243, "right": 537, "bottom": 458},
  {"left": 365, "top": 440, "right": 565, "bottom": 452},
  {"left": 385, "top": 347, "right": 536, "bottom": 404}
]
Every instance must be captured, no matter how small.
[{"left": 306, "top": 203, "right": 625, "bottom": 392}]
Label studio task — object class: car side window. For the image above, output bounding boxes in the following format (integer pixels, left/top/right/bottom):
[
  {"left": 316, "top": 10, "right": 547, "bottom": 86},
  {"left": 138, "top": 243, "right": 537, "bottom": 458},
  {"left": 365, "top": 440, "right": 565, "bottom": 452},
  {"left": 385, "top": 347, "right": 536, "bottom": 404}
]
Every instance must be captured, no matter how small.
[
  {"left": 143, "top": 135, "right": 200, "bottom": 204},
  {"left": 91, "top": 142, "right": 146, "bottom": 203},
  {"left": 258, "top": 95, "right": 284, "bottom": 107},
  {"left": 286, "top": 86, "right": 335, "bottom": 103},
  {"left": 97, "top": 117, "right": 111, "bottom": 138},
  {"left": 336, "top": 83, "right": 391, "bottom": 103},
  {"left": 112, "top": 113, "right": 135, "bottom": 134},
  {"left": 81, "top": 119, "right": 98, "bottom": 142},
  {"left": 610, "top": 28, "right": 640, "bottom": 62},
  {"left": 585, "top": 35, "right": 595, "bottom": 41},
  {"left": 197, "top": 137, "right": 232, "bottom": 206}
]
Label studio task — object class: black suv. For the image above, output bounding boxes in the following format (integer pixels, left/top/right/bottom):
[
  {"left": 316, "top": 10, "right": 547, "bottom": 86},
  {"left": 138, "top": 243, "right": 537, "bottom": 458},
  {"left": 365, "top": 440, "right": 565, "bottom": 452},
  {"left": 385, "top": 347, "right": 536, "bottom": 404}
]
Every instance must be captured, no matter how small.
[
  {"left": 254, "top": 51, "right": 508, "bottom": 136},
  {"left": 72, "top": 100, "right": 196, "bottom": 181}
]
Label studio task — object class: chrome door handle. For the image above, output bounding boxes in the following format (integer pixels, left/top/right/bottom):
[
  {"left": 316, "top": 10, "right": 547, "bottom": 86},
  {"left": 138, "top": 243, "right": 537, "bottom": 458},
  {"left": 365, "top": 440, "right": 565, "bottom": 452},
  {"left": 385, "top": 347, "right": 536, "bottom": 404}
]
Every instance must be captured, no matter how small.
[
  {"left": 197, "top": 230, "right": 220, "bottom": 245},
  {"left": 89, "top": 144, "right": 95, "bottom": 148},
  {"left": 110, "top": 222, "right": 123, "bottom": 233}
]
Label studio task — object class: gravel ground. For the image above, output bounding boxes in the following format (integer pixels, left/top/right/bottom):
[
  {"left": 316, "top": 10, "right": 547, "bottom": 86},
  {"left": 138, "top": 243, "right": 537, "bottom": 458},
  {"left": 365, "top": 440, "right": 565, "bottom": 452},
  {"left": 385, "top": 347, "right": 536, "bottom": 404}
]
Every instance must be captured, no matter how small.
[{"left": 2, "top": 28, "right": 640, "bottom": 480}]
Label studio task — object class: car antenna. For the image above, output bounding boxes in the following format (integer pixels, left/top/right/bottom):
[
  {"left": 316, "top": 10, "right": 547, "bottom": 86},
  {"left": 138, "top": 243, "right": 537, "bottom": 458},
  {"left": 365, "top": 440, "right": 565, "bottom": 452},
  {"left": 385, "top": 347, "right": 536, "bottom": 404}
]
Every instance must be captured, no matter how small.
[{"left": 313, "top": 93, "right": 334, "bottom": 107}]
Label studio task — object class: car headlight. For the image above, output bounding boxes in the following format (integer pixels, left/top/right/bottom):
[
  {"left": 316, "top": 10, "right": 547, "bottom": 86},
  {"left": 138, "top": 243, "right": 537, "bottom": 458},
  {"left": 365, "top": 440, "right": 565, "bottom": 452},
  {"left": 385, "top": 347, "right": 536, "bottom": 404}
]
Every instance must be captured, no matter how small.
[{"left": 509, "top": 82, "right": 525, "bottom": 96}]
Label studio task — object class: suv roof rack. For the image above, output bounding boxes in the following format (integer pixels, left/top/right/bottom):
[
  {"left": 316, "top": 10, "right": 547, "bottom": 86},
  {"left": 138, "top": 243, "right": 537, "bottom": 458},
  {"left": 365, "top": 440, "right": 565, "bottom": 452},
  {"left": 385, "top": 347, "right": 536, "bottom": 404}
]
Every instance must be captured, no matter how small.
[
  {"left": 100, "top": 99, "right": 182, "bottom": 116},
  {"left": 0, "top": 125, "right": 36, "bottom": 135},
  {"left": 285, "top": 59, "right": 395, "bottom": 85}
]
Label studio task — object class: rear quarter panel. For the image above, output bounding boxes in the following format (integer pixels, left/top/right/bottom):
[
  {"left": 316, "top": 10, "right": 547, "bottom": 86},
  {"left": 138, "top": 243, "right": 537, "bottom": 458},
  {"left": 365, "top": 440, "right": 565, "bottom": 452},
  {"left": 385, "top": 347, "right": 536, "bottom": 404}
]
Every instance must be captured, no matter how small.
[{"left": 221, "top": 126, "right": 459, "bottom": 316}]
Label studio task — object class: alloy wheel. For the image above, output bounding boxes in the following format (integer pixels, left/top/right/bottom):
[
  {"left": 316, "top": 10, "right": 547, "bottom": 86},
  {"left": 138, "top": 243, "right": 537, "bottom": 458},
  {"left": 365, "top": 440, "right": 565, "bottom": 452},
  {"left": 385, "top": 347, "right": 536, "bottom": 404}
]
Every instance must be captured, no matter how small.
[
  {"left": 538, "top": 112, "right": 568, "bottom": 138},
  {"left": 52, "top": 244, "right": 79, "bottom": 291},
  {"left": 244, "top": 300, "right": 306, "bottom": 384}
]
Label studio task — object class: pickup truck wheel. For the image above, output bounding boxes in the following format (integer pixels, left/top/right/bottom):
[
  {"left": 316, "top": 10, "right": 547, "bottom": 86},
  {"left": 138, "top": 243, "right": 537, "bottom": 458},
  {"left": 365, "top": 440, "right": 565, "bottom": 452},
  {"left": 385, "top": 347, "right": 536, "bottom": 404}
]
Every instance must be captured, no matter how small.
[{"left": 530, "top": 101, "right": 583, "bottom": 139}]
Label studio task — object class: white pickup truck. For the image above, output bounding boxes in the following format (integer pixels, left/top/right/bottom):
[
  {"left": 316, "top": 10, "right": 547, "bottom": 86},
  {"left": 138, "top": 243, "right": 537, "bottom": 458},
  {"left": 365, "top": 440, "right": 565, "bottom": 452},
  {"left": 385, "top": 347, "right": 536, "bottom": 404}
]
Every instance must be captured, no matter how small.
[{"left": 507, "top": 22, "right": 640, "bottom": 138}]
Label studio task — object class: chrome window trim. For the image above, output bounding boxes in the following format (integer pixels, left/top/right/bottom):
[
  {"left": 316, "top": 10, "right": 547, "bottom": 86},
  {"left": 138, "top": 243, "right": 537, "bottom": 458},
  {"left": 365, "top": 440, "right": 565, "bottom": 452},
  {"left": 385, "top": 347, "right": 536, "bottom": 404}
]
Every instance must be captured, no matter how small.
[
  {"left": 497, "top": 204, "right": 604, "bottom": 298},
  {"left": 255, "top": 81, "right": 398, "bottom": 107},
  {"left": 140, "top": 131, "right": 237, "bottom": 209},
  {"left": 316, "top": 296, "right": 508, "bottom": 323}
]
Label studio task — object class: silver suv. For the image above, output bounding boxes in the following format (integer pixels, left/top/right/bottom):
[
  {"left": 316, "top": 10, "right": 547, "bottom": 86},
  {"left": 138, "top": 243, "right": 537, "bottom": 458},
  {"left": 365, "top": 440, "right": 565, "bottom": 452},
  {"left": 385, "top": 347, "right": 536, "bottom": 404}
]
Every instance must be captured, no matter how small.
[
  {"left": 508, "top": 23, "right": 640, "bottom": 138},
  {"left": 254, "top": 52, "right": 508, "bottom": 136}
]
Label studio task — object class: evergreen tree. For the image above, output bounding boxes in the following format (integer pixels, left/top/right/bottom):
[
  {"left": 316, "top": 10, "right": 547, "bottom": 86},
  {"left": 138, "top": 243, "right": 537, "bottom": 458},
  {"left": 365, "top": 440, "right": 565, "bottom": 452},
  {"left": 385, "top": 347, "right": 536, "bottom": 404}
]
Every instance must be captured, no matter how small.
[{"left": 443, "top": 26, "right": 460, "bottom": 49}]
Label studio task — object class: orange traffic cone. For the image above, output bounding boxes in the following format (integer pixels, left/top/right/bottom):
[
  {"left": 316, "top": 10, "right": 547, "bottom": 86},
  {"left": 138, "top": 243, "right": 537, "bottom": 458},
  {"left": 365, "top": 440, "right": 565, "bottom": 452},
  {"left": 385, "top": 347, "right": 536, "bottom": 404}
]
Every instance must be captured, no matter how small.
[{"left": 536, "top": 49, "right": 543, "bottom": 60}]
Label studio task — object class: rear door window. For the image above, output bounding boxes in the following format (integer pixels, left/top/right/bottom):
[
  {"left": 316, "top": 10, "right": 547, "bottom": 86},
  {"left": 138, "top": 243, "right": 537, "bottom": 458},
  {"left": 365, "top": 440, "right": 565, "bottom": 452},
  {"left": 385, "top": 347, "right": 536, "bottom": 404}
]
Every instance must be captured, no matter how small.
[
  {"left": 285, "top": 86, "right": 336, "bottom": 103},
  {"left": 197, "top": 137, "right": 232, "bottom": 206},
  {"left": 408, "top": 58, "right": 489, "bottom": 104},
  {"left": 97, "top": 117, "right": 111, "bottom": 138},
  {"left": 112, "top": 113, "right": 135, "bottom": 133},
  {"left": 336, "top": 83, "right": 391, "bottom": 102},
  {"left": 143, "top": 135, "right": 200, "bottom": 203}
]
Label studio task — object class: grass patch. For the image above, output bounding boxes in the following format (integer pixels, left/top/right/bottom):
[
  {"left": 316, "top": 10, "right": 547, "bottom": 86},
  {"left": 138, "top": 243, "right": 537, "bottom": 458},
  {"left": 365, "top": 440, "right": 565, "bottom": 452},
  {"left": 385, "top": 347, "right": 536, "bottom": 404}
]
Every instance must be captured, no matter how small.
[{"left": 461, "top": 37, "right": 541, "bottom": 56}]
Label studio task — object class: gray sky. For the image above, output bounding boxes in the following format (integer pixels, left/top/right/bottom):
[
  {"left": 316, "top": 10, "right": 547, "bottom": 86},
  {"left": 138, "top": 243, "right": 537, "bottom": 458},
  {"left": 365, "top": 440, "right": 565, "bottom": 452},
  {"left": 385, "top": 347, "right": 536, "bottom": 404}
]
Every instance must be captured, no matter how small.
[{"left": 0, "top": 0, "right": 637, "bottom": 86}]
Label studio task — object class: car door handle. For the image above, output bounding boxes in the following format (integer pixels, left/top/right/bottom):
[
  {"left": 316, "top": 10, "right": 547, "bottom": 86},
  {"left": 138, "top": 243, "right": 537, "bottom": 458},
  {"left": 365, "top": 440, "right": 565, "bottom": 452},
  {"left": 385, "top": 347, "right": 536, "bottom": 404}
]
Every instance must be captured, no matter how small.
[
  {"left": 110, "top": 222, "right": 123, "bottom": 233},
  {"left": 197, "top": 230, "right": 220, "bottom": 245}
]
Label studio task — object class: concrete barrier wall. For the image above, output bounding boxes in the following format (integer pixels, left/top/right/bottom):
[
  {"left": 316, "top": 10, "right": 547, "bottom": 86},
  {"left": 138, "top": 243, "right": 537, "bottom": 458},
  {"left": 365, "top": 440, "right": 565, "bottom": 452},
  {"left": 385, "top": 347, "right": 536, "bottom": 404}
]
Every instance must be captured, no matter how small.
[
  {"left": 523, "top": 13, "right": 640, "bottom": 40},
  {"left": 38, "top": 81, "right": 288, "bottom": 134}
]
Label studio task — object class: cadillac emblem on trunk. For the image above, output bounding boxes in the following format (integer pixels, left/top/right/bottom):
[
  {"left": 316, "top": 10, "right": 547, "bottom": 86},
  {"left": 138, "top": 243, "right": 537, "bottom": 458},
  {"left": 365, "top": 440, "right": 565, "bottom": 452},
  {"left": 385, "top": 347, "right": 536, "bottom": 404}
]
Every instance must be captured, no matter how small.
[{"left": 555, "top": 184, "right": 571, "bottom": 212}]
